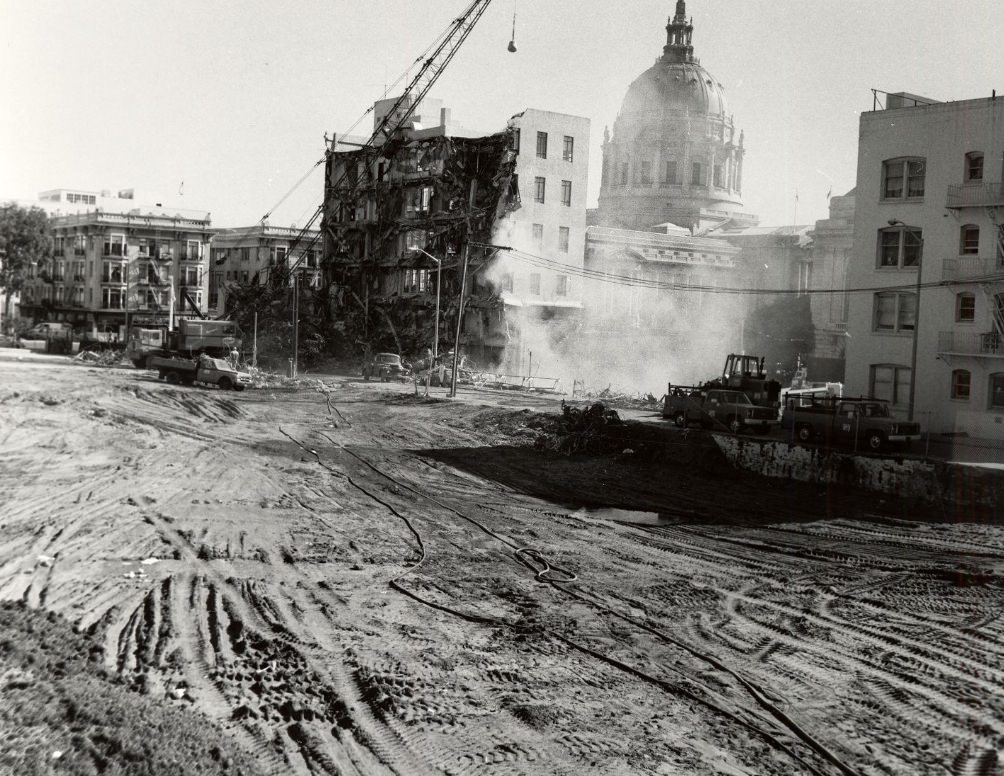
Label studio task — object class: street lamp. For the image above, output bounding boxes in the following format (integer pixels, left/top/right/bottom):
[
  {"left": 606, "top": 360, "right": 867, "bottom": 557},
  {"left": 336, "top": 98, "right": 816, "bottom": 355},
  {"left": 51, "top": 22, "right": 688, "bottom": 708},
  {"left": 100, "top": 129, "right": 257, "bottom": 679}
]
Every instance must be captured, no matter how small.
[
  {"left": 888, "top": 219, "right": 923, "bottom": 421},
  {"left": 410, "top": 247, "right": 442, "bottom": 362}
]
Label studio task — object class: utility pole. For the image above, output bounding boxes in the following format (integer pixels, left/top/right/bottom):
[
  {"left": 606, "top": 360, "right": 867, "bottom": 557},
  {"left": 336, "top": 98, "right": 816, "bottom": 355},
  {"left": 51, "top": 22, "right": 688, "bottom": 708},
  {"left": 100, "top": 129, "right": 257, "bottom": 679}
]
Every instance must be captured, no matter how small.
[
  {"left": 291, "top": 273, "right": 299, "bottom": 378},
  {"left": 450, "top": 179, "right": 477, "bottom": 398}
]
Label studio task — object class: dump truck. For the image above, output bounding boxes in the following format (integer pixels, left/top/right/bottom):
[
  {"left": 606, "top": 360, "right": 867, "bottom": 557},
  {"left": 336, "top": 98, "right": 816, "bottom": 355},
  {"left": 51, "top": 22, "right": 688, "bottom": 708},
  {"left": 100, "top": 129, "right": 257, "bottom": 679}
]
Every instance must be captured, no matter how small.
[
  {"left": 126, "top": 319, "right": 242, "bottom": 368},
  {"left": 780, "top": 394, "right": 921, "bottom": 452},
  {"left": 148, "top": 354, "right": 251, "bottom": 391},
  {"left": 663, "top": 386, "right": 779, "bottom": 434}
]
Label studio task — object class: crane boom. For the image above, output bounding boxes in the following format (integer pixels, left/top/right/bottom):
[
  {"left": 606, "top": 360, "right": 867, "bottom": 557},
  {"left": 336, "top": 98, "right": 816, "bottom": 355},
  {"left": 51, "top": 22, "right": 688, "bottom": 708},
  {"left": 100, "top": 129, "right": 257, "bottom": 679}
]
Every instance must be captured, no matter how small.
[
  {"left": 369, "top": 0, "right": 494, "bottom": 145},
  {"left": 274, "top": 0, "right": 496, "bottom": 286}
]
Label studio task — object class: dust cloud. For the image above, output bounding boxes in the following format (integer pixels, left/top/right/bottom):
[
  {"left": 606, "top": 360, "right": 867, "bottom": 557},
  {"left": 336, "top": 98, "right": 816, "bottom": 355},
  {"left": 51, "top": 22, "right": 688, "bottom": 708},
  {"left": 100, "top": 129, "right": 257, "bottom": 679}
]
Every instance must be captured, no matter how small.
[{"left": 484, "top": 219, "right": 741, "bottom": 397}]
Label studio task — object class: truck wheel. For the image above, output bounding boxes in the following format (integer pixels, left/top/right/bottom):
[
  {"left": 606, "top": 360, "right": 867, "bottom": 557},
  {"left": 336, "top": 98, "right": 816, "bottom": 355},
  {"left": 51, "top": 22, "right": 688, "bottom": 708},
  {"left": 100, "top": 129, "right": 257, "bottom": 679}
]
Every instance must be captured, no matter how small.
[
  {"left": 671, "top": 411, "right": 686, "bottom": 428},
  {"left": 165, "top": 371, "right": 181, "bottom": 385},
  {"left": 796, "top": 424, "right": 813, "bottom": 443},
  {"left": 218, "top": 377, "right": 233, "bottom": 391},
  {"left": 867, "top": 431, "right": 885, "bottom": 451},
  {"left": 728, "top": 415, "right": 744, "bottom": 434}
]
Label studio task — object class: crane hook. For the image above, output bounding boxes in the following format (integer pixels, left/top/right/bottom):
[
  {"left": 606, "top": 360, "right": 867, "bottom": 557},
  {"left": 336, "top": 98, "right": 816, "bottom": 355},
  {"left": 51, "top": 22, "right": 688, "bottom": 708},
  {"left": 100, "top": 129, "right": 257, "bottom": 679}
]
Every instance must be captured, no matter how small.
[{"left": 507, "top": 1, "right": 517, "bottom": 52}]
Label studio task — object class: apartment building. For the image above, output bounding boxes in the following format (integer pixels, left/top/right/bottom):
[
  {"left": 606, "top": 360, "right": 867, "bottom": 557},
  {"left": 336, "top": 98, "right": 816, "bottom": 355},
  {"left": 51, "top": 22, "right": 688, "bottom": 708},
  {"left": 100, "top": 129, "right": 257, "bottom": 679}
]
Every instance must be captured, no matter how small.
[
  {"left": 845, "top": 91, "right": 1004, "bottom": 439},
  {"left": 208, "top": 224, "right": 322, "bottom": 317},
  {"left": 19, "top": 197, "right": 213, "bottom": 337}
]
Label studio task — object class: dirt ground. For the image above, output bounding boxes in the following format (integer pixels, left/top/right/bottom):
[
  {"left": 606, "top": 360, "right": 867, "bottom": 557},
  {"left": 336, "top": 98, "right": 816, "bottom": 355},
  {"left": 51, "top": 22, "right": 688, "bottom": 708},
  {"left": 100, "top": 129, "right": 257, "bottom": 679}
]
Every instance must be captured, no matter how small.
[{"left": 1, "top": 351, "right": 1002, "bottom": 776}]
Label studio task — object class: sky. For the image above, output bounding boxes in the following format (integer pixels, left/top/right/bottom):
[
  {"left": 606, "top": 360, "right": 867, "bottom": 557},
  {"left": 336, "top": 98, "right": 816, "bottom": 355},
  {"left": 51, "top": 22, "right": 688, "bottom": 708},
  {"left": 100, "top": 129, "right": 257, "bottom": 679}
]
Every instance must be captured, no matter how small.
[{"left": 2, "top": 0, "right": 1003, "bottom": 230}]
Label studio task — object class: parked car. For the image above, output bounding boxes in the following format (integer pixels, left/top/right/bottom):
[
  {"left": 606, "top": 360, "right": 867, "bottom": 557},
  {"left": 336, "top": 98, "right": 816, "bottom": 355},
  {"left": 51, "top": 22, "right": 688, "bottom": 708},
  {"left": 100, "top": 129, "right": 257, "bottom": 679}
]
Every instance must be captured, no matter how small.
[{"left": 362, "top": 352, "right": 411, "bottom": 382}]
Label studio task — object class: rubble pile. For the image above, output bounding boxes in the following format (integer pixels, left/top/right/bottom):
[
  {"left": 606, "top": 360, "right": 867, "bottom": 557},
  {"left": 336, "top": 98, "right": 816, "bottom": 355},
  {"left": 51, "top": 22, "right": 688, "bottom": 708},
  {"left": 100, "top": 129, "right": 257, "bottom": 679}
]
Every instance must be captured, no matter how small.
[
  {"left": 73, "top": 348, "right": 130, "bottom": 367},
  {"left": 572, "top": 382, "right": 662, "bottom": 411},
  {"left": 537, "top": 402, "right": 625, "bottom": 455}
]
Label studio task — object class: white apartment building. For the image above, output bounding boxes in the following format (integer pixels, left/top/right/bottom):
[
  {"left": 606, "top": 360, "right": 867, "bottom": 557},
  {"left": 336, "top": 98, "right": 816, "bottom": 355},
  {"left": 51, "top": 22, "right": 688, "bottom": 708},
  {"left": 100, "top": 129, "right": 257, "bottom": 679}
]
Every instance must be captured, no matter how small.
[{"left": 845, "top": 91, "right": 1004, "bottom": 439}]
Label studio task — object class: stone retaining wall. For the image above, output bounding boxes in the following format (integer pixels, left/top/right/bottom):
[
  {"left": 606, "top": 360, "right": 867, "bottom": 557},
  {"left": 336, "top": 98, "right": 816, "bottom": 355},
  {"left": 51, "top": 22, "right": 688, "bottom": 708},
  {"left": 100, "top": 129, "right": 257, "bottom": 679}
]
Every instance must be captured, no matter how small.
[{"left": 713, "top": 434, "right": 1002, "bottom": 518}]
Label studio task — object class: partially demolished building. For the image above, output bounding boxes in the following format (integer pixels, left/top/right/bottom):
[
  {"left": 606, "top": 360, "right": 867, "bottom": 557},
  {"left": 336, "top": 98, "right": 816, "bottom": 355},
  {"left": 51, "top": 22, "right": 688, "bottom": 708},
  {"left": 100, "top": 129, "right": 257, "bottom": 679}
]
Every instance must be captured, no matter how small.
[{"left": 320, "top": 119, "right": 519, "bottom": 363}]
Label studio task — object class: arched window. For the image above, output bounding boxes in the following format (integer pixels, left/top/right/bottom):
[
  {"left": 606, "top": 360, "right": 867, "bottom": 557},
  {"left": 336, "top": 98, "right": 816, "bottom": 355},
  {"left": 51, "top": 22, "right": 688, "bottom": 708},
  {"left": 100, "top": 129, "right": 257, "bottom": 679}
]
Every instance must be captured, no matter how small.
[
  {"left": 960, "top": 224, "right": 980, "bottom": 255},
  {"left": 951, "top": 369, "right": 971, "bottom": 400},
  {"left": 882, "top": 157, "right": 926, "bottom": 200},
  {"left": 878, "top": 226, "right": 922, "bottom": 268},
  {"left": 965, "top": 152, "right": 984, "bottom": 182},
  {"left": 955, "top": 292, "right": 976, "bottom": 322}
]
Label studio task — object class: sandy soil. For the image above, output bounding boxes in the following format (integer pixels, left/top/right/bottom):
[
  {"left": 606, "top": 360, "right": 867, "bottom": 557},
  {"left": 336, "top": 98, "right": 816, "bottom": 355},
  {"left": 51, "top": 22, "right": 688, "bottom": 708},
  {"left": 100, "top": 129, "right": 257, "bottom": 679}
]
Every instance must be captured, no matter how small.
[{"left": 1, "top": 352, "right": 1002, "bottom": 776}]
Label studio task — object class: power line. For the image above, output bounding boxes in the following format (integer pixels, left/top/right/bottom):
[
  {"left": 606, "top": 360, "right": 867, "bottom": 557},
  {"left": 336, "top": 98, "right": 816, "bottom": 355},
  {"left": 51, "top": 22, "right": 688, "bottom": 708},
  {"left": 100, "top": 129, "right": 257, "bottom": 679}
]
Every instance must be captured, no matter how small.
[{"left": 485, "top": 245, "right": 1004, "bottom": 297}]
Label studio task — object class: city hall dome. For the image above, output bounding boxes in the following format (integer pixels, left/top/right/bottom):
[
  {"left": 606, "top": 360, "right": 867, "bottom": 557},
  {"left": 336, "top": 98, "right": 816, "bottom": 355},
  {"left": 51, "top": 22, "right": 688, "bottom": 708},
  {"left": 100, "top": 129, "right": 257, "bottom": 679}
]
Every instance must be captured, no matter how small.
[
  {"left": 620, "top": 59, "right": 728, "bottom": 119},
  {"left": 597, "top": 0, "right": 751, "bottom": 233}
]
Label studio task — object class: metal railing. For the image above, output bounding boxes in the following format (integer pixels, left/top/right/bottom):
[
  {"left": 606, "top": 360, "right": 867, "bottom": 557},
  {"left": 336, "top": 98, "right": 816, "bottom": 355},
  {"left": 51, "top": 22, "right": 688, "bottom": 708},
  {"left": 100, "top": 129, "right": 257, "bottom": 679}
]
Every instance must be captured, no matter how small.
[
  {"left": 938, "top": 330, "right": 1002, "bottom": 356},
  {"left": 946, "top": 182, "right": 1004, "bottom": 208},
  {"left": 941, "top": 256, "right": 1004, "bottom": 282}
]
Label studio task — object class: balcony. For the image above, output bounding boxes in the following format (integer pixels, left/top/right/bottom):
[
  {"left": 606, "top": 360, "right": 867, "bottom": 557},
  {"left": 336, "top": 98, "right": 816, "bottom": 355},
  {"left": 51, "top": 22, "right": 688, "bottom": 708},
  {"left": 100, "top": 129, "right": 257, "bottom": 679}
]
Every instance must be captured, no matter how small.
[
  {"left": 938, "top": 330, "right": 1003, "bottom": 358},
  {"left": 941, "top": 256, "right": 1004, "bottom": 282},
  {"left": 945, "top": 182, "right": 1004, "bottom": 209}
]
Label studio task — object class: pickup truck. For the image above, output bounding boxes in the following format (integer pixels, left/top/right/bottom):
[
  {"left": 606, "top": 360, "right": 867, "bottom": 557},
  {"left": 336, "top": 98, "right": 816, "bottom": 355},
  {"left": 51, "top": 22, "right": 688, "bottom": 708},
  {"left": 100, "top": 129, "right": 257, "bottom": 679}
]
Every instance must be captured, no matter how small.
[
  {"left": 148, "top": 354, "right": 251, "bottom": 391},
  {"left": 780, "top": 395, "right": 921, "bottom": 452},
  {"left": 663, "top": 386, "right": 779, "bottom": 434}
]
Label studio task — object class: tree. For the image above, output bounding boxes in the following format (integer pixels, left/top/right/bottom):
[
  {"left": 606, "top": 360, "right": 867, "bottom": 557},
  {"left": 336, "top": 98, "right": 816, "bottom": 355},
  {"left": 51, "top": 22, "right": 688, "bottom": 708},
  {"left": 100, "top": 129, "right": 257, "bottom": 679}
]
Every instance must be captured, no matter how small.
[{"left": 0, "top": 202, "right": 52, "bottom": 330}]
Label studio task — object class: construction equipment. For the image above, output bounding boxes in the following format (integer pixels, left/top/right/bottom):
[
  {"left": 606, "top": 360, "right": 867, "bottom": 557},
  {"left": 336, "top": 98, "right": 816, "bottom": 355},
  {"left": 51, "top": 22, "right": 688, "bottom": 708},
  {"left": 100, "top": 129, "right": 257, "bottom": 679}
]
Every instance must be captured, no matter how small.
[
  {"left": 233, "top": 0, "right": 499, "bottom": 314},
  {"left": 705, "top": 354, "right": 781, "bottom": 410},
  {"left": 126, "top": 319, "right": 242, "bottom": 368}
]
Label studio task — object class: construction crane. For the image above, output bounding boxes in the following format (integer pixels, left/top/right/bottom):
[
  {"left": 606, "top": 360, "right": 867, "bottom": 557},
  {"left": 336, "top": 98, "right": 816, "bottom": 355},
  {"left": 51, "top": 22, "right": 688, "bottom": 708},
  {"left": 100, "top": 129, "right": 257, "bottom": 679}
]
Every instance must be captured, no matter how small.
[{"left": 263, "top": 0, "right": 498, "bottom": 290}]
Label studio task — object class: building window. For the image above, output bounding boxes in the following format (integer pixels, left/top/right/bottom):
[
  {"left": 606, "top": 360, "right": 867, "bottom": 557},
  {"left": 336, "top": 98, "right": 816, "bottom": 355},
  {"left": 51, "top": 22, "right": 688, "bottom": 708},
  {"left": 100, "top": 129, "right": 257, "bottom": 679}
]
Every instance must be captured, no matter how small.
[
  {"left": 882, "top": 157, "right": 925, "bottom": 199},
  {"left": 103, "top": 234, "right": 125, "bottom": 257},
  {"left": 561, "top": 180, "right": 572, "bottom": 206},
  {"left": 691, "top": 162, "right": 703, "bottom": 185},
  {"left": 951, "top": 369, "right": 971, "bottom": 400},
  {"left": 185, "top": 240, "right": 202, "bottom": 260},
  {"left": 101, "top": 262, "right": 124, "bottom": 283},
  {"left": 241, "top": 271, "right": 249, "bottom": 283},
  {"left": 556, "top": 275, "right": 568, "bottom": 296},
  {"left": 639, "top": 161, "right": 652, "bottom": 185},
  {"left": 558, "top": 226, "right": 570, "bottom": 253},
  {"left": 562, "top": 135, "right": 574, "bottom": 162},
  {"left": 270, "top": 246, "right": 288, "bottom": 266},
  {"left": 534, "top": 176, "right": 546, "bottom": 203},
  {"left": 620, "top": 162, "right": 629, "bottom": 186},
  {"left": 532, "top": 223, "right": 543, "bottom": 246},
  {"left": 402, "top": 269, "right": 428, "bottom": 294},
  {"left": 713, "top": 164, "right": 723, "bottom": 188},
  {"left": 101, "top": 287, "right": 124, "bottom": 309},
  {"left": 536, "top": 131, "right": 547, "bottom": 159},
  {"left": 240, "top": 247, "right": 250, "bottom": 263},
  {"left": 405, "top": 230, "right": 426, "bottom": 251},
  {"left": 511, "top": 128, "right": 520, "bottom": 152},
  {"left": 529, "top": 273, "right": 541, "bottom": 294},
  {"left": 956, "top": 293, "right": 976, "bottom": 322},
  {"left": 870, "top": 364, "right": 911, "bottom": 406},
  {"left": 663, "top": 160, "right": 678, "bottom": 185},
  {"left": 500, "top": 272, "right": 514, "bottom": 292},
  {"left": 74, "top": 235, "right": 86, "bottom": 255},
  {"left": 182, "top": 266, "right": 201, "bottom": 286},
  {"left": 960, "top": 224, "right": 980, "bottom": 255},
  {"left": 965, "top": 152, "right": 984, "bottom": 182},
  {"left": 991, "top": 374, "right": 1004, "bottom": 409},
  {"left": 873, "top": 291, "right": 916, "bottom": 332},
  {"left": 878, "top": 227, "right": 922, "bottom": 268}
]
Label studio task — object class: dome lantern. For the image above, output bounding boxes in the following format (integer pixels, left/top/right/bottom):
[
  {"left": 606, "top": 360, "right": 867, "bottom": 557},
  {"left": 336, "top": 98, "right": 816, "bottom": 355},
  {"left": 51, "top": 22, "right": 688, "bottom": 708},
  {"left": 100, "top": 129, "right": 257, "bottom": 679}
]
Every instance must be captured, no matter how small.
[{"left": 663, "top": 0, "right": 695, "bottom": 64}]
